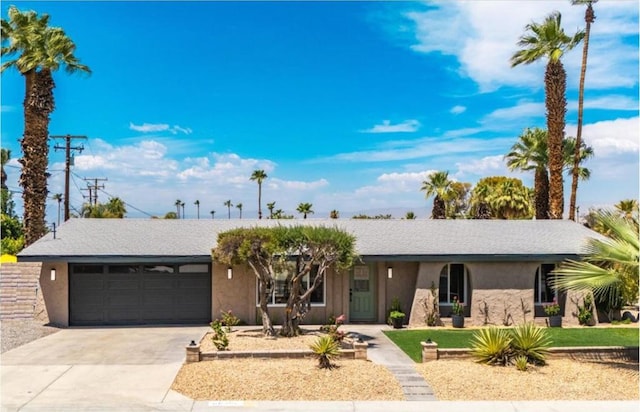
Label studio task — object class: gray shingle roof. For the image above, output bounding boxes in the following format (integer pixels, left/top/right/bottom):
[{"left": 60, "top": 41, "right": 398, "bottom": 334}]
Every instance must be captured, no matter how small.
[{"left": 18, "top": 218, "right": 604, "bottom": 262}]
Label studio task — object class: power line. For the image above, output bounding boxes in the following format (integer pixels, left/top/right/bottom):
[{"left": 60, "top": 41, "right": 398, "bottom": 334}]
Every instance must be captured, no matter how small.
[
  {"left": 51, "top": 134, "right": 87, "bottom": 221},
  {"left": 97, "top": 187, "right": 154, "bottom": 217}
]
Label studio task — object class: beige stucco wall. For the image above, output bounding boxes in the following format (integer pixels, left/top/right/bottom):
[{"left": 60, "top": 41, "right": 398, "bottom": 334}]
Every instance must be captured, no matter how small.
[
  {"left": 383, "top": 262, "right": 419, "bottom": 323},
  {"left": 39, "top": 262, "right": 69, "bottom": 327}
]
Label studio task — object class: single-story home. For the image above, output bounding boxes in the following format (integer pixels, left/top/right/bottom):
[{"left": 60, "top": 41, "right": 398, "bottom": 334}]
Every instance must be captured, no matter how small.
[{"left": 17, "top": 218, "right": 603, "bottom": 327}]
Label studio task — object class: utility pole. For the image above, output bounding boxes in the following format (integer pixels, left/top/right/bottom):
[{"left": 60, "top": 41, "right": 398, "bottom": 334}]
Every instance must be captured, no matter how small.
[
  {"left": 83, "top": 177, "right": 107, "bottom": 206},
  {"left": 52, "top": 135, "right": 86, "bottom": 222}
]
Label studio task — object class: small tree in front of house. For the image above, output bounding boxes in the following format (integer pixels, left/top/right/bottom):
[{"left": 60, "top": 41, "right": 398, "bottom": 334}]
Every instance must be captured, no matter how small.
[
  {"left": 277, "top": 225, "right": 357, "bottom": 337},
  {"left": 212, "top": 227, "right": 282, "bottom": 337}
]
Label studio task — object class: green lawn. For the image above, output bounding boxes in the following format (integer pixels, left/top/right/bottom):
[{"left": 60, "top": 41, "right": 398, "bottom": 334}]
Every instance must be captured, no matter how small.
[{"left": 384, "top": 327, "right": 639, "bottom": 362}]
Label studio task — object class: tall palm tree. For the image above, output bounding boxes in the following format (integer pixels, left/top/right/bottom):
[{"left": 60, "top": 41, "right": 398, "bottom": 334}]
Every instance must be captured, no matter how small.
[
  {"left": 296, "top": 202, "right": 314, "bottom": 219},
  {"left": 210, "top": 210, "right": 215, "bottom": 219},
  {"left": 1, "top": 6, "right": 90, "bottom": 245},
  {"left": 224, "top": 200, "right": 232, "bottom": 219},
  {"left": 194, "top": 199, "right": 200, "bottom": 219},
  {"left": 250, "top": 169, "right": 267, "bottom": 219},
  {"left": 174, "top": 199, "right": 182, "bottom": 219},
  {"left": 266, "top": 201, "right": 276, "bottom": 219},
  {"left": 420, "top": 171, "right": 452, "bottom": 219},
  {"left": 236, "top": 202, "right": 243, "bottom": 219},
  {"left": 511, "top": 12, "right": 583, "bottom": 220},
  {"left": 180, "top": 201, "right": 185, "bottom": 219},
  {"left": 569, "top": 0, "right": 598, "bottom": 221},
  {"left": 106, "top": 197, "right": 126, "bottom": 218},
  {"left": 52, "top": 193, "right": 62, "bottom": 226},
  {"left": 505, "top": 128, "right": 549, "bottom": 219},
  {"left": 552, "top": 209, "right": 638, "bottom": 307},
  {"left": 1, "top": 148, "right": 9, "bottom": 190}
]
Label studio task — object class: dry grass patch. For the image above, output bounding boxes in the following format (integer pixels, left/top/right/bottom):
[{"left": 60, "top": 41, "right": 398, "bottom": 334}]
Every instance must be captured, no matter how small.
[
  {"left": 417, "top": 359, "right": 639, "bottom": 401},
  {"left": 172, "top": 358, "right": 404, "bottom": 401}
]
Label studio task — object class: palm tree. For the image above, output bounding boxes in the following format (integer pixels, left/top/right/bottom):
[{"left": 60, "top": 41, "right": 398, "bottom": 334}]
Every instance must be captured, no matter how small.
[
  {"left": 266, "top": 201, "right": 276, "bottom": 219},
  {"left": 405, "top": 211, "right": 416, "bottom": 220},
  {"left": 562, "top": 136, "right": 593, "bottom": 184},
  {"left": 1, "top": 148, "right": 9, "bottom": 190},
  {"left": 569, "top": 0, "right": 598, "bottom": 221},
  {"left": 52, "top": 193, "right": 62, "bottom": 226},
  {"left": 420, "top": 171, "right": 452, "bottom": 219},
  {"left": 614, "top": 199, "right": 639, "bottom": 221},
  {"left": 511, "top": 12, "right": 583, "bottom": 219},
  {"left": 175, "top": 199, "right": 182, "bottom": 219},
  {"left": 330, "top": 209, "right": 339, "bottom": 219},
  {"left": 552, "top": 209, "right": 638, "bottom": 308},
  {"left": 194, "top": 200, "right": 200, "bottom": 219},
  {"left": 236, "top": 202, "right": 243, "bottom": 219},
  {"left": 250, "top": 170, "right": 267, "bottom": 219},
  {"left": 106, "top": 197, "right": 126, "bottom": 218},
  {"left": 1, "top": 6, "right": 91, "bottom": 245},
  {"left": 180, "top": 201, "right": 185, "bottom": 219},
  {"left": 224, "top": 200, "right": 232, "bottom": 219},
  {"left": 210, "top": 210, "right": 215, "bottom": 219},
  {"left": 505, "top": 128, "right": 550, "bottom": 219},
  {"left": 296, "top": 202, "right": 314, "bottom": 219}
]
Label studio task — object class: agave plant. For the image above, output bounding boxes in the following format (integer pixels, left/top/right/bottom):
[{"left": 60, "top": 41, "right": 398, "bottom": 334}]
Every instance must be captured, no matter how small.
[
  {"left": 310, "top": 335, "right": 340, "bottom": 369},
  {"left": 470, "top": 327, "right": 513, "bottom": 366},
  {"left": 510, "top": 322, "right": 551, "bottom": 365}
]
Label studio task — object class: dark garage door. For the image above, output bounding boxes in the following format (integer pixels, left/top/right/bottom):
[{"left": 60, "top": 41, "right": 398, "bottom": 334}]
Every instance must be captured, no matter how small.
[{"left": 70, "top": 263, "right": 211, "bottom": 326}]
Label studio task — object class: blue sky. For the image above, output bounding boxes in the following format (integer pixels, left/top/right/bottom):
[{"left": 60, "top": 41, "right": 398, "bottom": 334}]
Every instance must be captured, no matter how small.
[{"left": 1, "top": 0, "right": 638, "bottom": 221}]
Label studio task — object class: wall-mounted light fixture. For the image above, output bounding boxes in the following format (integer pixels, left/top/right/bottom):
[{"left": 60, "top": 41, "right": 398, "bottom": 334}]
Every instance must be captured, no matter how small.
[
  {"left": 227, "top": 267, "right": 233, "bottom": 280},
  {"left": 387, "top": 267, "right": 393, "bottom": 279},
  {"left": 50, "top": 268, "right": 56, "bottom": 281}
]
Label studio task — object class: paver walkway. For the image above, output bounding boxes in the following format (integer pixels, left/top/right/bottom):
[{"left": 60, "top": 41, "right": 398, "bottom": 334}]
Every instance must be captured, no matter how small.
[{"left": 346, "top": 324, "right": 436, "bottom": 401}]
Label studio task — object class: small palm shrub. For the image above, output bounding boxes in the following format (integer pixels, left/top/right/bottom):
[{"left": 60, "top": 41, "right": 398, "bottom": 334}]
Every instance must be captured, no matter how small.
[
  {"left": 510, "top": 322, "right": 551, "bottom": 365},
  {"left": 310, "top": 335, "right": 340, "bottom": 369},
  {"left": 470, "top": 327, "right": 513, "bottom": 366},
  {"left": 514, "top": 355, "right": 529, "bottom": 372}
]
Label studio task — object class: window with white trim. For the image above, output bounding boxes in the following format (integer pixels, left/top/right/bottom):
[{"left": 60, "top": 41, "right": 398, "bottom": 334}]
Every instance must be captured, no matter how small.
[
  {"left": 534, "top": 264, "right": 557, "bottom": 304},
  {"left": 258, "top": 264, "right": 325, "bottom": 306},
  {"left": 439, "top": 263, "right": 468, "bottom": 304}
]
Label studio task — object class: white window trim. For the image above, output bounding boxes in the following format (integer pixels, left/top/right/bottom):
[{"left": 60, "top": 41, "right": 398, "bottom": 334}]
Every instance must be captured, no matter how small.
[
  {"left": 439, "top": 263, "right": 468, "bottom": 306},
  {"left": 535, "top": 263, "right": 558, "bottom": 304},
  {"left": 255, "top": 271, "right": 326, "bottom": 307}
]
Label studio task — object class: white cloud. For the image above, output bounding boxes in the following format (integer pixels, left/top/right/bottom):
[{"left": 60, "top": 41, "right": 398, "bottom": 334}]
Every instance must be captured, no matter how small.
[
  {"left": 399, "top": 1, "right": 639, "bottom": 92},
  {"left": 450, "top": 105, "right": 466, "bottom": 115},
  {"left": 483, "top": 101, "right": 545, "bottom": 122},
  {"left": 566, "top": 117, "right": 639, "bottom": 156},
  {"left": 361, "top": 119, "right": 421, "bottom": 133},
  {"left": 270, "top": 178, "right": 329, "bottom": 191},
  {"left": 454, "top": 155, "right": 507, "bottom": 177},
  {"left": 129, "top": 122, "right": 193, "bottom": 135},
  {"left": 575, "top": 95, "right": 639, "bottom": 111}
]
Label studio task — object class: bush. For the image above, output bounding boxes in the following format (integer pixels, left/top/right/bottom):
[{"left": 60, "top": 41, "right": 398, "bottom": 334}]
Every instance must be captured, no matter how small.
[
  {"left": 220, "top": 310, "right": 240, "bottom": 332},
  {"left": 514, "top": 355, "right": 529, "bottom": 372},
  {"left": 510, "top": 322, "right": 551, "bottom": 365},
  {"left": 210, "top": 319, "right": 229, "bottom": 350},
  {"left": 320, "top": 314, "right": 345, "bottom": 342},
  {"left": 310, "top": 335, "right": 340, "bottom": 369},
  {"left": 470, "top": 327, "right": 513, "bottom": 366}
]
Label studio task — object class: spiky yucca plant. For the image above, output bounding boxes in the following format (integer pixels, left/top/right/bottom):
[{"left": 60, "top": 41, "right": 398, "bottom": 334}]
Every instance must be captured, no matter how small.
[
  {"left": 310, "top": 335, "right": 340, "bottom": 369},
  {"left": 510, "top": 322, "right": 551, "bottom": 365},
  {"left": 470, "top": 327, "right": 513, "bottom": 366}
]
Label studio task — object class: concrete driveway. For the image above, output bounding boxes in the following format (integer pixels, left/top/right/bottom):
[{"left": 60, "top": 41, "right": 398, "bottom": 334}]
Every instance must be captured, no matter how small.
[{"left": 1, "top": 326, "right": 209, "bottom": 411}]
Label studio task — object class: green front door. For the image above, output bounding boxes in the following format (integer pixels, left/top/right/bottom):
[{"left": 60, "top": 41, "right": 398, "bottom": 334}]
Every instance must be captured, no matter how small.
[{"left": 349, "top": 265, "right": 376, "bottom": 322}]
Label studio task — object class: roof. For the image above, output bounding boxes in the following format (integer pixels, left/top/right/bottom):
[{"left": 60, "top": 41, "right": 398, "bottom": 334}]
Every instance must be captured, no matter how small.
[{"left": 17, "top": 218, "right": 605, "bottom": 263}]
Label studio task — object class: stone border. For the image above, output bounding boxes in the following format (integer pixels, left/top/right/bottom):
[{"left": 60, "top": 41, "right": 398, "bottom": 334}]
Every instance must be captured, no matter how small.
[
  {"left": 186, "top": 337, "right": 368, "bottom": 363},
  {"left": 420, "top": 341, "right": 639, "bottom": 362}
]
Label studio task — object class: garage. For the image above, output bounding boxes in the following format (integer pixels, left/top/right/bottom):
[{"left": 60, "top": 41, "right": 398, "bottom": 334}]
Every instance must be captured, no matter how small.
[{"left": 69, "top": 263, "right": 211, "bottom": 326}]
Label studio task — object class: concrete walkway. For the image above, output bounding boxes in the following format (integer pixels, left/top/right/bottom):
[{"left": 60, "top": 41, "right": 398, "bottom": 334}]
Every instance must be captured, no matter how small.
[{"left": 344, "top": 324, "right": 436, "bottom": 401}]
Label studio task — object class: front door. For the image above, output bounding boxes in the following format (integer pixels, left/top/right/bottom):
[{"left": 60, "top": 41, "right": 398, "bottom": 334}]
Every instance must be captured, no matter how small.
[{"left": 349, "top": 265, "right": 376, "bottom": 322}]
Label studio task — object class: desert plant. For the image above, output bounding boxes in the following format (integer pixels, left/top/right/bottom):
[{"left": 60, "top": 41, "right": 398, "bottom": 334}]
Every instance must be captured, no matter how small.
[
  {"left": 220, "top": 309, "right": 240, "bottom": 332},
  {"left": 310, "top": 335, "right": 340, "bottom": 369},
  {"left": 321, "top": 314, "right": 346, "bottom": 342},
  {"left": 520, "top": 298, "right": 532, "bottom": 322},
  {"left": 210, "top": 320, "right": 229, "bottom": 350},
  {"left": 543, "top": 300, "right": 561, "bottom": 316},
  {"left": 470, "top": 327, "right": 513, "bottom": 366},
  {"left": 502, "top": 301, "right": 514, "bottom": 326},
  {"left": 423, "top": 281, "right": 442, "bottom": 326},
  {"left": 576, "top": 295, "right": 594, "bottom": 326},
  {"left": 510, "top": 322, "right": 551, "bottom": 365},
  {"left": 451, "top": 296, "right": 464, "bottom": 316},
  {"left": 478, "top": 300, "right": 491, "bottom": 326},
  {"left": 514, "top": 355, "right": 529, "bottom": 372},
  {"left": 387, "top": 297, "right": 403, "bottom": 325}
]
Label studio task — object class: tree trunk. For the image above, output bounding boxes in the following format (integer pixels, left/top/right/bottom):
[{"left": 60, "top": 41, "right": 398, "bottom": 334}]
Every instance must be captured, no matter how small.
[
  {"left": 432, "top": 197, "right": 446, "bottom": 219},
  {"left": 281, "top": 276, "right": 303, "bottom": 337},
  {"left": 20, "top": 69, "right": 55, "bottom": 246},
  {"left": 258, "top": 183, "right": 262, "bottom": 219},
  {"left": 258, "top": 279, "right": 275, "bottom": 337},
  {"left": 534, "top": 167, "right": 550, "bottom": 219},
  {"left": 569, "top": 4, "right": 595, "bottom": 221},
  {"left": 545, "top": 60, "right": 567, "bottom": 220}
]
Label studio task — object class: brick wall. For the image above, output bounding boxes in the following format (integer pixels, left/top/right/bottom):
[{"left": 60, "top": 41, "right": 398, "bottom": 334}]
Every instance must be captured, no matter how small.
[{"left": 0, "top": 262, "right": 46, "bottom": 321}]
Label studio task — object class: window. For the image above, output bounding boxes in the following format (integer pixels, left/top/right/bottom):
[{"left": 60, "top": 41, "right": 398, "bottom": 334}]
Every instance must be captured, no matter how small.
[
  {"left": 258, "top": 264, "right": 325, "bottom": 306},
  {"left": 534, "top": 264, "right": 557, "bottom": 304},
  {"left": 439, "top": 263, "right": 467, "bottom": 304}
]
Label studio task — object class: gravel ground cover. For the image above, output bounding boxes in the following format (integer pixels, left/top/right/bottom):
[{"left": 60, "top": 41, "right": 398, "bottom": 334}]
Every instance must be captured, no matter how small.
[
  {"left": 199, "top": 328, "right": 324, "bottom": 352},
  {"left": 0, "top": 319, "right": 60, "bottom": 353},
  {"left": 175, "top": 328, "right": 639, "bottom": 401}
]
